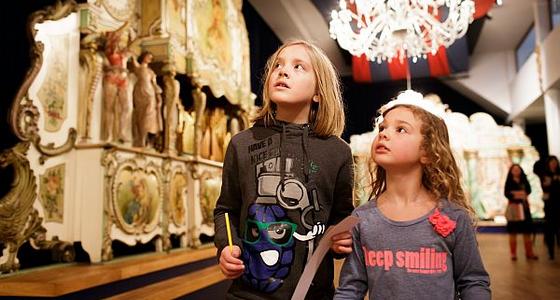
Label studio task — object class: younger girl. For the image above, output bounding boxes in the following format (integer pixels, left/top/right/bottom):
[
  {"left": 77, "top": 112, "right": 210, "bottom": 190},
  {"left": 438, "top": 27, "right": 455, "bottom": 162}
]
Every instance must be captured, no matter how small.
[
  {"left": 214, "top": 40, "right": 354, "bottom": 299},
  {"left": 335, "top": 98, "right": 491, "bottom": 299}
]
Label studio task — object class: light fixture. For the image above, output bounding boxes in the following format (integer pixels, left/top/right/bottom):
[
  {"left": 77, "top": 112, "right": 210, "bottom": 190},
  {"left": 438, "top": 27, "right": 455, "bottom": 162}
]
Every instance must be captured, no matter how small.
[{"left": 329, "top": 0, "right": 476, "bottom": 63}]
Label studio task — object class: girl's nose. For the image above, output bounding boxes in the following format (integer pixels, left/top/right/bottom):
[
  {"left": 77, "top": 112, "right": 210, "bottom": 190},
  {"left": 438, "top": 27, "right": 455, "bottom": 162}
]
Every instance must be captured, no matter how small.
[
  {"left": 378, "top": 131, "right": 389, "bottom": 140},
  {"left": 278, "top": 68, "right": 289, "bottom": 78}
]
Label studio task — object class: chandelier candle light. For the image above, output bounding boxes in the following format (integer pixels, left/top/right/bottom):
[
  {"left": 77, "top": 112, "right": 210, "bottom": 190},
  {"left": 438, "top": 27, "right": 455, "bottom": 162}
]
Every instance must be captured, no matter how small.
[{"left": 329, "top": 0, "right": 475, "bottom": 63}]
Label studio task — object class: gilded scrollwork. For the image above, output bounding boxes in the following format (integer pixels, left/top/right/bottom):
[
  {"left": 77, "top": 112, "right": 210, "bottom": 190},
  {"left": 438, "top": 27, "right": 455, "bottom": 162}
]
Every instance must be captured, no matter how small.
[
  {"left": 10, "top": 0, "right": 76, "bottom": 140},
  {"left": 9, "top": 1, "right": 78, "bottom": 164},
  {"left": 160, "top": 159, "right": 172, "bottom": 252},
  {"left": 101, "top": 149, "right": 118, "bottom": 261},
  {"left": 0, "top": 143, "right": 41, "bottom": 273},
  {"left": 13, "top": 98, "right": 40, "bottom": 140},
  {"left": 29, "top": 227, "right": 75, "bottom": 264},
  {"left": 34, "top": 128, "right": 78, "bottom": 165}
]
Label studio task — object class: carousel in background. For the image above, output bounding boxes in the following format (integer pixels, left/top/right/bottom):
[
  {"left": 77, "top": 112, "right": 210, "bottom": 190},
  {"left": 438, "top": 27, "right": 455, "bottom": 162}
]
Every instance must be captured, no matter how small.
[
  {"left": 350, "top": 92, "right": 543, "bottom": 222},
  {"left": 1, "top": 0, "right": 254, "bottom": 274}
]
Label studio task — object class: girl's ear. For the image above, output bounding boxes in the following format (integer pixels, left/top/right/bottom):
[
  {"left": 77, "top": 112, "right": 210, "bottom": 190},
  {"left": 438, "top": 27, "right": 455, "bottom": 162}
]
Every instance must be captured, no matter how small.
[
  {"left": 312, "top": 94, "right": 320, "bottom": 103},
  {"left": 420, "top": 154, "right": 430, "bottom": 165}
]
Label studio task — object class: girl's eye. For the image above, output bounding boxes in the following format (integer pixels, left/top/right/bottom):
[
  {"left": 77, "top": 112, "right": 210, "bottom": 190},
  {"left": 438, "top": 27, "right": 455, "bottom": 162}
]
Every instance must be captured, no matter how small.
[
  {"left": 378, "top": 125, "right": 385, "bottom": 131},
  {"left": 397, "top": 127, "right": 407, "bottom": 133},
  {"left": 274, "top": 63, "right": 281, "bottom": 69},
  {"left": 294, "top": 64, "right": 303, "bottom": 70}
]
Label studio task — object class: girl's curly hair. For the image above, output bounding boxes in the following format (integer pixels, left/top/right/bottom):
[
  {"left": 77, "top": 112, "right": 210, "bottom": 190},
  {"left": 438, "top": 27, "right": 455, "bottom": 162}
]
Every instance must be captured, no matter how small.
[{"left": 370, "top": 104, "right": 475, "bottom": 220}]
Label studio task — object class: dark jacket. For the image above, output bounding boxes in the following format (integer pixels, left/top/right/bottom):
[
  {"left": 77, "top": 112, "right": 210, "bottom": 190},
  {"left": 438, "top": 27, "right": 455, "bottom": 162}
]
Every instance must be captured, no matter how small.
[{"left": 214, "top": 119, "right": 355, "bottom": 299}]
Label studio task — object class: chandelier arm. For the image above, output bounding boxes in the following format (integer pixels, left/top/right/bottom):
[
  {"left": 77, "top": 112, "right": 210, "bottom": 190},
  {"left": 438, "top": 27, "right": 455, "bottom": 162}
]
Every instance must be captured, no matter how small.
[{"left": 348, "top": 10, "right": 368, "bottom": 29}]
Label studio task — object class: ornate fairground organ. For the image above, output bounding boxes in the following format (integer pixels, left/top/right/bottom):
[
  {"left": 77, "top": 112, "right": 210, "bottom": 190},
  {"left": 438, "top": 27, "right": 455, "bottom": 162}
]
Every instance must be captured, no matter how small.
[{"left": 1, "top": 0, "right": 254, "bottom": 273}]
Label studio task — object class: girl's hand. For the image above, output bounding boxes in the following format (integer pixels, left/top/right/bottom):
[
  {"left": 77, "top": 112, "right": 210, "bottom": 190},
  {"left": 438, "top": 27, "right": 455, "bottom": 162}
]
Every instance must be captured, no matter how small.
[
  {"left": 219, "top": 245, "right": 245, "bottom": 279},
  {"left": 331, "top": 231, "right": 353, "bottom": 254}
]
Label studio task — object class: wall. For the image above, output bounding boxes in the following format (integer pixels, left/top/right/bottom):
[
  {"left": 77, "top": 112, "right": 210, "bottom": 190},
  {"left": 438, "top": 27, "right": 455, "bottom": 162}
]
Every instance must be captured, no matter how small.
[
  {"left": 454, "top": 50, "right": 515, "bottom": 113},
  {"left": 509, "top": 53, "right": 542, "bottom": 118},
  {"left": 543, "top": 25, "right": 560, "bottom": 89}
]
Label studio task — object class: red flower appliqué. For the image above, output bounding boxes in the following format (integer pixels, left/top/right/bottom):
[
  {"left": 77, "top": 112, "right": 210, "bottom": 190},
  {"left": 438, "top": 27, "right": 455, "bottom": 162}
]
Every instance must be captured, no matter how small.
[{"left": 428, "top": 208, "right": 456, "bottom": 237}]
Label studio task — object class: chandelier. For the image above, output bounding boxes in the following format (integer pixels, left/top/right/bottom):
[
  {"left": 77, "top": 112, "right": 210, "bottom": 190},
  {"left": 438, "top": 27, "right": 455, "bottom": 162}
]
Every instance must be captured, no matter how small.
[{"left": 329, "top": 0, "right": 475, "bottom": 63}]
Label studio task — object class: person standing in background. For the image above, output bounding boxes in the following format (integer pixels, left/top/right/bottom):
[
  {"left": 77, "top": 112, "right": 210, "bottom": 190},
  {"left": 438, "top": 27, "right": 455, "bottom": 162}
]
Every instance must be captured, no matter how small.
[
  {"left": 542, "top": 156, "right": 560, "bottom": 260},
  {"left": 504, "top": 164, "right": 538, "bottom": 261}
]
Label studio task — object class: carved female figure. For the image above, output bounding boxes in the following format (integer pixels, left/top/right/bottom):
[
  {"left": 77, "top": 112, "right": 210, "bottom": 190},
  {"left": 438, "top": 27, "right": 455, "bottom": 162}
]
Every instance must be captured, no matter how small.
[
  {"left": 132, "top": 51, "right": 163, "bottom": 147},
  {"left": 101, "top": 23, "right": 134, "bottom": 143},
  {"left": 162, "top": 65, "right": 181, "bottom": 152}
]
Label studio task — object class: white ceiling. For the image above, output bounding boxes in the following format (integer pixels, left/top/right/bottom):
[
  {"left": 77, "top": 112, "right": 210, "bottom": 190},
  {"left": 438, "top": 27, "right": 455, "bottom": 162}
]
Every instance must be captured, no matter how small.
[{"left": 474, "top": 0, "right": 534, "bottom": 54}]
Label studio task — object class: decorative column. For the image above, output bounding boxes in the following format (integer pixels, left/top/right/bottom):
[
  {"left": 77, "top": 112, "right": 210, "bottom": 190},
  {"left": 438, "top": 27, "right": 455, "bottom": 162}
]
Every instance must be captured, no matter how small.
[
  {"left": 162, "top": 64, "right": 180, "bottom": 155},
  {"left": 544, "top": 89, "right": 560, "bottom": 157},
  {"left": 192, "top": 85, "right": 207, "bottom": 158}
]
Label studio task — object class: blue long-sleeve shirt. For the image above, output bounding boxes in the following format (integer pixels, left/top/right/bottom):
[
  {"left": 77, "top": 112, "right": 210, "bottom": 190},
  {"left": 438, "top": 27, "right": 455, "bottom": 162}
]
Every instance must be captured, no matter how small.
[{"left": 335, "top": 199, "right": 491, "bottom": 300}]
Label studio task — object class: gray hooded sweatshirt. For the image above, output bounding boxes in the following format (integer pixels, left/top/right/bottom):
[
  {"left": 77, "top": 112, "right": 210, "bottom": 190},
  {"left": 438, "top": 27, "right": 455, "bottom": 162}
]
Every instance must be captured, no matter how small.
[{"left": 214, "top": 119, "right": 354, "bottom": 300}]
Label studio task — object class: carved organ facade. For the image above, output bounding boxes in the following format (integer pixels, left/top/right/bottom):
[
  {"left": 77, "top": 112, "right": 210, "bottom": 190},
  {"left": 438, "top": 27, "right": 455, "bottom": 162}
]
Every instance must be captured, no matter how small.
[{"left": 1, "top": 0, "right": 254, "bottom": 272}]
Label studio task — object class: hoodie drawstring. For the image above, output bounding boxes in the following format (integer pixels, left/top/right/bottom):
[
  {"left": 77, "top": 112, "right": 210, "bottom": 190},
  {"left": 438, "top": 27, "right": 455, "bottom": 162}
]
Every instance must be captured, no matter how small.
[
  {"left": 302, "top": 125, "right": 309, "bottom": 183},
  {"left": 280, "top": 123, "right": 286, "bottom": 192},
  {"left": 277, "top": 121, "right": 310, "bottom": 192}
]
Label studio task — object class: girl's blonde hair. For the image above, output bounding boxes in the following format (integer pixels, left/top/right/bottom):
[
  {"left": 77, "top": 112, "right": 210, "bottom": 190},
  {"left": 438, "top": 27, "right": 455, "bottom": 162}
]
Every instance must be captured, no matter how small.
[
  {"left": 252, "top": 40, "right": 345, "bottom": 137},
  {"left": 370, "top": 104, "right": 475, "bottom": 218}
]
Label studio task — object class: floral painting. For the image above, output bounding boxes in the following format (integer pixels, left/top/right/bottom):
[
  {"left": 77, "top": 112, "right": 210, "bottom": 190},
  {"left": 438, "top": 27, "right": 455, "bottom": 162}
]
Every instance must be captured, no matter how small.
[
  {"left": 39, "top": 164, "right": 65, "bottom": 223},
  {"left": 37, "top": 34, "right": 68, "bottom": 132}
]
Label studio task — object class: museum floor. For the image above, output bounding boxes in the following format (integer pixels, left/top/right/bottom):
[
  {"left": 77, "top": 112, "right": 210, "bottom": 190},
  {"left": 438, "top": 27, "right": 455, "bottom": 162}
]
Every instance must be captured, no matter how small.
[
  {"left": 334, "top": 232, "right": 560, "bottom": 299},
  {"left": 476, "top": 233, "right": 560, "bottom": 299},
  {"left": 2, "top": 232, "right": 559, "bottom": 299}
]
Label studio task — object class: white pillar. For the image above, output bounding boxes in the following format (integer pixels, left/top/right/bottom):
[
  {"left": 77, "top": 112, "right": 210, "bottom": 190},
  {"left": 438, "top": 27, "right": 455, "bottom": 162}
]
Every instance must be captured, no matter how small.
[
  {"left": 533, "top": 0, "right": 551, "bottom": 42},
  {"left": 544, "top": 89, "right": 560, "bottom": 157},
  {"left": 534, "top": 0, "right": 557, "bottom": 157}
]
